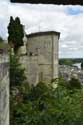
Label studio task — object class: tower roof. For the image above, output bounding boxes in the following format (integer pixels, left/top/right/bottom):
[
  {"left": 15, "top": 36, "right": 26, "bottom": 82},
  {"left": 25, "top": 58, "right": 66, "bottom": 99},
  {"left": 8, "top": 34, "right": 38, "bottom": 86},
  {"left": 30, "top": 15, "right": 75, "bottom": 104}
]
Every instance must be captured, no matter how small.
[{"left": 26, "top": 31, "right": 60, "bottom": 39}]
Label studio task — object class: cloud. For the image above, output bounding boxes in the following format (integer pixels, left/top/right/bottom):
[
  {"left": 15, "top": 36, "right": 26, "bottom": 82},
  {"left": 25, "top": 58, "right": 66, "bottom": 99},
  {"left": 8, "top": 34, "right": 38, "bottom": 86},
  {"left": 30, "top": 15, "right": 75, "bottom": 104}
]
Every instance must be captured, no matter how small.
[{"left": 0, "top": 0, "right": 83, "bottom": 58}]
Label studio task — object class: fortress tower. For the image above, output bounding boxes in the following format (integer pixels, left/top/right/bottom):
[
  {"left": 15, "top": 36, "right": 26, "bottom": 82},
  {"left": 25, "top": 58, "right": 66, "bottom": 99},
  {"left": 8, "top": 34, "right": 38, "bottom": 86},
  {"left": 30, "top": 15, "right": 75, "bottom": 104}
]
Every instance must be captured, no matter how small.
[{"left": 19, "top": 31, "right": 60, "bottom": 85}]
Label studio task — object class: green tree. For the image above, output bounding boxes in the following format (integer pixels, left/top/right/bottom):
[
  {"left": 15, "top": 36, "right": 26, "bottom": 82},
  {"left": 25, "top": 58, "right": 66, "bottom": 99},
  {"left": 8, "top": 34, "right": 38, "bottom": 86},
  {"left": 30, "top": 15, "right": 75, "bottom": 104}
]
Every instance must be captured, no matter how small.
[
  {"left": 69, "top": 77, "right": 81, "bottom": 89},
  {"left": 10, "top": 53, "right": 27, "bottom": 125},
  {"left": 8, "top": 16, "right": 24, "bottom": 53},
  {"left": 81, "top": 61, "right": 83, "bottom": 70},
  {"left": 0, "top": 37, "right": 4, "bottom": 43},
  {"left": 10, "top": 54, "right": 26, "bottom": 87},
  {"left": 12, "top": 79, "right": 83, "bottom": 125}
]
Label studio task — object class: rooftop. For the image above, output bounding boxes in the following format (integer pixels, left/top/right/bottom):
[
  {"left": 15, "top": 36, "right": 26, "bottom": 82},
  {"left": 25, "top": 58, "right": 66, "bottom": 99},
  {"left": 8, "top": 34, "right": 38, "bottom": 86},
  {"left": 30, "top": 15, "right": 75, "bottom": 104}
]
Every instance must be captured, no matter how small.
[{"left": 26, "top": 31, "right": 60, "bottom": 39}]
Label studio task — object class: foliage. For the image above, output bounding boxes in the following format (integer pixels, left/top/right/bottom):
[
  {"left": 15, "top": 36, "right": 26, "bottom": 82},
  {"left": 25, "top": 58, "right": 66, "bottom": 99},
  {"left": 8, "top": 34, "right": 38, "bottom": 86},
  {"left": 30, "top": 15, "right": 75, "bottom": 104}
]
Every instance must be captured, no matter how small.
[
  {"left": 10, "top": 54, "right": 26, "bottom": 87},
  {"left": 10, "top": 53, "right": 28, "bottom": 125},
  {"left": 0, "top": 37, "right": 4, "bottom": 43},
  {"left": 81, "top": 61, "right": 83, "bottom": 70},
  {"left": 59, "top": 58, "right": 83, "bottom": 66},
  {"left": 8, "top": 16, "right": 24, "bottom": 53},
  {"left": 68, "top": 77, "right": 81, "bottom": 89},
  {"left": 11, "top": 79, "right": 83, "bottom": 125}
]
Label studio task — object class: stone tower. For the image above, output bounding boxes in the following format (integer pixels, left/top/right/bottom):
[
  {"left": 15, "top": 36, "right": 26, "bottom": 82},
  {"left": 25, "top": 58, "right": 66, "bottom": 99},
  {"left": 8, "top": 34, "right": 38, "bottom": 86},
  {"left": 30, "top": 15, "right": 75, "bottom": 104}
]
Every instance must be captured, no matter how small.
[{"left": 19, "top": 31, "right": 60, "bottom": 85}]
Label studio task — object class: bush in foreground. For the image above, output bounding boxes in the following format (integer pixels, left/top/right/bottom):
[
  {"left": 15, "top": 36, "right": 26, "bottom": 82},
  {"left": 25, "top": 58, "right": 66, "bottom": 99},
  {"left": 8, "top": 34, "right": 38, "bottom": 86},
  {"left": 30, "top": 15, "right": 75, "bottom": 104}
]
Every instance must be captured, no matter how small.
[{"left": 12, "top": 79, "right": 83, "bottom": 125}]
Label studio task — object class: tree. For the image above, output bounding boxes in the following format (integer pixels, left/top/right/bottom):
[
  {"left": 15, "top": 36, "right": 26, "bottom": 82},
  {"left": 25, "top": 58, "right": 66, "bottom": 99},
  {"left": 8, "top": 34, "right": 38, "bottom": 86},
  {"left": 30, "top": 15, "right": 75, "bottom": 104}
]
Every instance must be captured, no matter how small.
[
  {"left": 8, "top": 16, "right": 24, "bottom": 53},
  {"left": 10, "top": 53, "right": 27, "bottom": 125},
  {"left": 10, "top": 54, "right": 26, "bottom": 87},
  {"left": 81, "top": 61, "right": 83, "bottom": 70},
  {"left": 12, "top": 79, "right": 83, "bottom": 125},
  {"left": 0, "top": 37, "right": 4, "bottom": 43},
  {"left": 69, "top": 77, "right": 81, "bottom": 89}
]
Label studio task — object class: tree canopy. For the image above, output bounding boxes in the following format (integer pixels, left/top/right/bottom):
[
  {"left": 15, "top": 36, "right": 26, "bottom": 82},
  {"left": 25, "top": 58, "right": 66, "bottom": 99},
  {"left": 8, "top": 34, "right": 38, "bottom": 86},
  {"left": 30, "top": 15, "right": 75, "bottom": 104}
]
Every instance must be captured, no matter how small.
[
  {"left": 8, "top": 16, "right": 24, "bottom": 53},
  {"left": 81, "top": 62, "right": 83, "bottom": 70},
  {"left": 10, "top": 54, "right": 26, "bottom": 87},
  {"left": 0, "top": 37, "right": 4, "bottom": 43},
  {"left": 10, "top": 78, "right": 83, "bottom": 125}
]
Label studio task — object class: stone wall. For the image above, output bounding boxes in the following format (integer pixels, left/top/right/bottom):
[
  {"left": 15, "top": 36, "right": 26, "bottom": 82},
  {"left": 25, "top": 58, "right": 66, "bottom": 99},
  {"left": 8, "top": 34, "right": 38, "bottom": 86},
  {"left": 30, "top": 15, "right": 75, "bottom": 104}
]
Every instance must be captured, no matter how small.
[{"left": 0, "top": 57, "right": 9, "bottom": 125}]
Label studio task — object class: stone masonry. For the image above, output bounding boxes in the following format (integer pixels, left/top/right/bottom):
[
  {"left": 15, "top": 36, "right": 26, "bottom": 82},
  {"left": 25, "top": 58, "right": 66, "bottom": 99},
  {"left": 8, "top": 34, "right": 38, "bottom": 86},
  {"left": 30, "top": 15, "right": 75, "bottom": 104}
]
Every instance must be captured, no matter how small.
[
  {"left": 18, "top": 31, "right": 60, "bottom": 85},
  {"left": 0, "top": 47, "right": 9, "bottom": 125}
]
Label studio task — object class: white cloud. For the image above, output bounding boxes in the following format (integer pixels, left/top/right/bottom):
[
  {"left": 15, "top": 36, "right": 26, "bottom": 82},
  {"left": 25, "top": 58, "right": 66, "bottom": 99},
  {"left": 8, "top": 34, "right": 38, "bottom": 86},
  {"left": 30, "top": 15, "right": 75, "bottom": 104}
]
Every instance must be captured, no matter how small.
[
  {"left": 0, "top": 0, "right": 83, "bottom": 58},
  {"left": 61, "top": 44, "right": 68, "bottom": 48}
]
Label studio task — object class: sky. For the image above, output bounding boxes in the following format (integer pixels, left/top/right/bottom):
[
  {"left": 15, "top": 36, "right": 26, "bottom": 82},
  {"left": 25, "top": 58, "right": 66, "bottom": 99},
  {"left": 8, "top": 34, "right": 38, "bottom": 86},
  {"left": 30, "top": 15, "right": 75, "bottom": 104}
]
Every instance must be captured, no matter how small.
[{"left": 0, "top": 0, "right": 83, "bottom": 58}]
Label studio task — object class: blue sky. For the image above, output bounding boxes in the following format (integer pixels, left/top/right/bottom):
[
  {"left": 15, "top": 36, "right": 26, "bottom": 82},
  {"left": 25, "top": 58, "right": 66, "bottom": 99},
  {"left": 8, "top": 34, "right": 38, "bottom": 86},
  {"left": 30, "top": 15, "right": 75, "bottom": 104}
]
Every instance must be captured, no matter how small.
[
  {"left": 67, "top": 7, "right": 83, "bottom": 15},
  {"left": 0, "top": 0, "right": 83, "bottom": 58}
]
